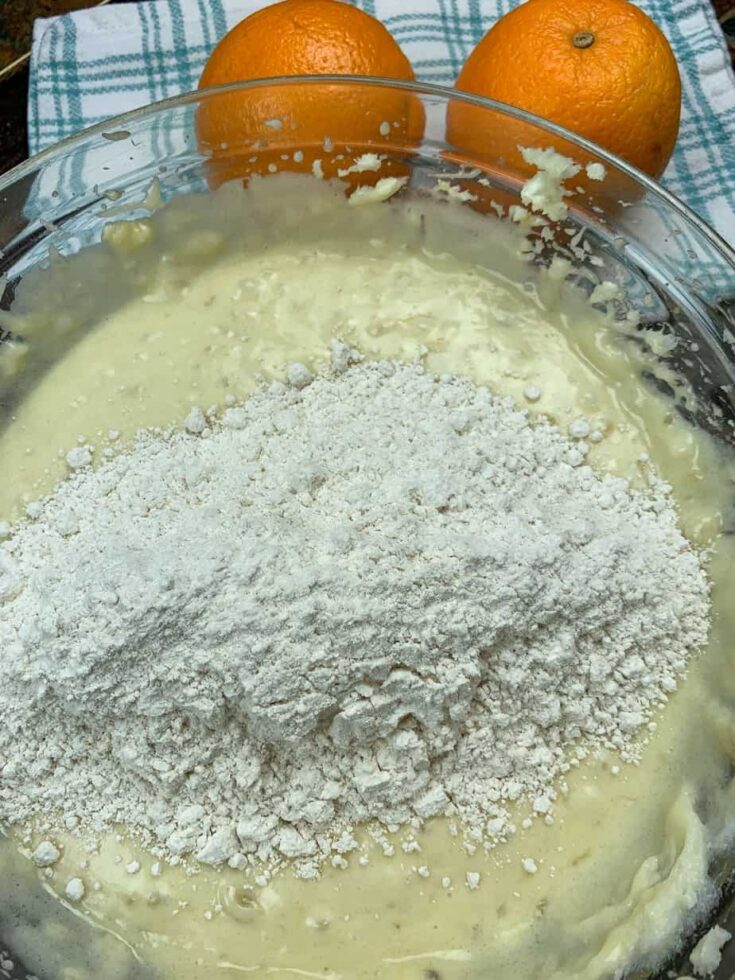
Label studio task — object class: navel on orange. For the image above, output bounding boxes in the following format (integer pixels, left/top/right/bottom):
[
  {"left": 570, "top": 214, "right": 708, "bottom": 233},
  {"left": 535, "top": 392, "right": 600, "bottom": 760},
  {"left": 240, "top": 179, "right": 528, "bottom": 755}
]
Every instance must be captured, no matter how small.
[
  {"left": 448, "top": 0, "right": 681, "bottom": 180},
  {"left": 197, "top": 0, "right": 423, "bottom": 187}
]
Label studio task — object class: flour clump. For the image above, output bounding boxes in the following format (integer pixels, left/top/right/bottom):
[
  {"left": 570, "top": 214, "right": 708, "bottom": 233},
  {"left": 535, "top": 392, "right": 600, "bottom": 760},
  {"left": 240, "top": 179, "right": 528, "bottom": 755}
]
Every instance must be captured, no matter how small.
[{"left": 0, "top": 358, "right": 710, "bottom": 872}]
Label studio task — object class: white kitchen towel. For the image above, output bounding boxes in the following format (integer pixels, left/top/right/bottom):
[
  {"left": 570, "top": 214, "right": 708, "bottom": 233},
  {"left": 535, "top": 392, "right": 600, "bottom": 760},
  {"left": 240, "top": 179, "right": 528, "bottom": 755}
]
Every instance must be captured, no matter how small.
[{"left": 28, "top": 0, "right": 735, "bottom": 247}]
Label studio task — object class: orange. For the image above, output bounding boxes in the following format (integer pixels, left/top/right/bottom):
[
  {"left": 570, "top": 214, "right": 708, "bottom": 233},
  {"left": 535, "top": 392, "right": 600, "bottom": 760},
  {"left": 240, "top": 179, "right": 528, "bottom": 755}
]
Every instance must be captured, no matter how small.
[
  {"left": 447, "top": 0, "right": 681, "bottom": 180},
  {"left": 196, "top": 0, "right": 424, "bottom": 187}
]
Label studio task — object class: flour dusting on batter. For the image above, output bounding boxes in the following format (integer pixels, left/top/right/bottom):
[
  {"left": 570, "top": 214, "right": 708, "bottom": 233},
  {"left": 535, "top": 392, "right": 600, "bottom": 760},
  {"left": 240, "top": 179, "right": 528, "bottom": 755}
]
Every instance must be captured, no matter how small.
[
  {"left": 0, "top": 172, "right": 732, "bottom": 980},
  {"left": 0, "top": 352, "right": 709, "bottom": 875}
]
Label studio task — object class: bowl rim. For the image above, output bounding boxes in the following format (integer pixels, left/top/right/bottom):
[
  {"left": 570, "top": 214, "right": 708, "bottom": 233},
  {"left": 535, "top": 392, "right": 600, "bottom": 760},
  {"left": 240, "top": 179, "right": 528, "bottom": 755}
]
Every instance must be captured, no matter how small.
[
  {"left": 0, "top": 71, "right": 734, "bottom": 980},
  {"left": 3, "top": 74, "right": 734, "bottom": 272}
]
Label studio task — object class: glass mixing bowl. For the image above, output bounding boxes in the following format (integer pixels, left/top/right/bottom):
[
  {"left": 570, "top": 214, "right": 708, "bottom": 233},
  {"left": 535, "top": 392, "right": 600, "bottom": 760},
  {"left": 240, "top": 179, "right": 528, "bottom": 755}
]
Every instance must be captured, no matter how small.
[{"left": 1, "top": 77, "right": 735, "bottom": 980}]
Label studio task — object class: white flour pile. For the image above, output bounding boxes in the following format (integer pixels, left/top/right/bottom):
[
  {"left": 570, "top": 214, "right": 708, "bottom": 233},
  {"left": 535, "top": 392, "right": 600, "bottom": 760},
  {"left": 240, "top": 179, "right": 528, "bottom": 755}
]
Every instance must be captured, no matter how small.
[{"left": 0, "top": 349, "right": 710, "bottom": 874}]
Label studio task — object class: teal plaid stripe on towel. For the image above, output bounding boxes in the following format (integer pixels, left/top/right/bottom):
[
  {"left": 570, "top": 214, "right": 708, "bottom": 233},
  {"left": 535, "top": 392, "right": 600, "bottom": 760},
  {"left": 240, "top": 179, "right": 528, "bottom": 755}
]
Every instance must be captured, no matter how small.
[{"left": 29, "top": 0, "right": 735, "bottom": 245}]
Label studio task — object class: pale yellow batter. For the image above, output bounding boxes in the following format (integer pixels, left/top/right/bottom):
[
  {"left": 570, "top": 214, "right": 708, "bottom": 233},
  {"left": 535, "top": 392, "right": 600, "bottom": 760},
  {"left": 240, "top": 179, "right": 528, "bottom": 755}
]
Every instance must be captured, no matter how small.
[{"left": 0, "top": 176, "right": 734, "bottom": 980}]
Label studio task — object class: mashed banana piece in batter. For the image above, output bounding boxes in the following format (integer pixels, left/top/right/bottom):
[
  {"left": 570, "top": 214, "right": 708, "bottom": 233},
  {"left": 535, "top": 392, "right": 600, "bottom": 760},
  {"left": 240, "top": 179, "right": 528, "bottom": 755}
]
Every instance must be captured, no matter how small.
[{"left": 0, "top": 176, "right": 734, "bottom": 980}]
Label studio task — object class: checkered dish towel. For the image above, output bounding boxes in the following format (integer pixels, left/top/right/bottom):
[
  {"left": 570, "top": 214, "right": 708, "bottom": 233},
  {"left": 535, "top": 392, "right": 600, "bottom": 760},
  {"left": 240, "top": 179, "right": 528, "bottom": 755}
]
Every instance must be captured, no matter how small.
[{"left": 29, "top": 0, "right": 735, "bottom": 246}]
